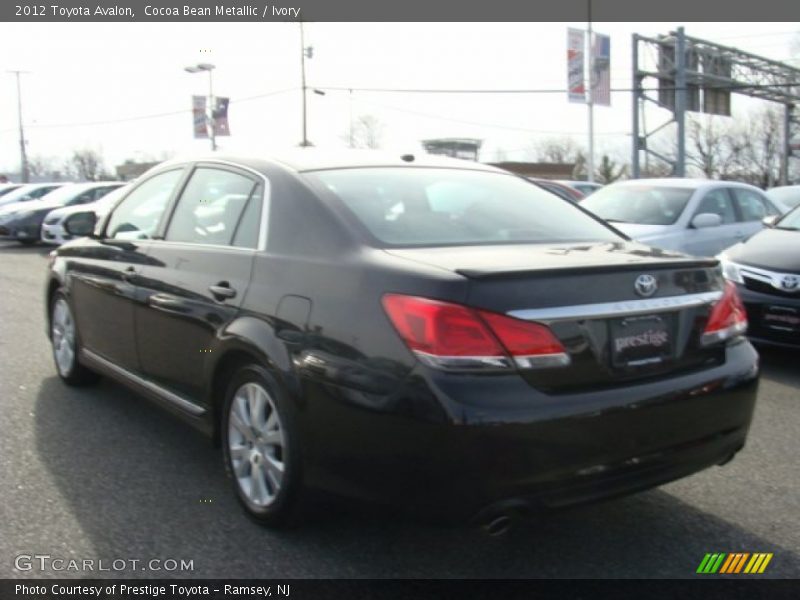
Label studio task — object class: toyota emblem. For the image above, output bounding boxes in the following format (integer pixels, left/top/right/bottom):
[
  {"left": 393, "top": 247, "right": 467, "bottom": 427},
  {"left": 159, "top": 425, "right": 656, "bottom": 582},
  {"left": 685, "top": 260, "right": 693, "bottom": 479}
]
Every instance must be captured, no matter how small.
[
  {"left": 634, "top": 274, "right": 658, "bottom": 297},
  {"left": 781, "top": 275, "right": 799, "bottom": 291}
]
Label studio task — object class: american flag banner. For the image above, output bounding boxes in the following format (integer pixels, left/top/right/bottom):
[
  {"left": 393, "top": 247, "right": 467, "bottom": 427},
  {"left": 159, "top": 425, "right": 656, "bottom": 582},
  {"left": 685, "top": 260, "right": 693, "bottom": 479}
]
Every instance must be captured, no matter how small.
[
  {"left": 591, "top": 33, "right": 611, "bottom": 106},
  {"left": 192, "top": 95, "right": 208, "bottom": 139},
  {"left": 212, "top": 97, "right": 230, "bottom": 136},
  {"left": 567, "top": 28, "right": 586, "bottom": 103}
]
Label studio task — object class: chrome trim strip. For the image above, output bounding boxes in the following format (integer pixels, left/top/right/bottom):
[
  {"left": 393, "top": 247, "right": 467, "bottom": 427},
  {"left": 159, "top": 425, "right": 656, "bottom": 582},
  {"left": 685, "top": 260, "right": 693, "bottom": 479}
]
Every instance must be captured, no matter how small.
[
  {"left": 508, "top": 291, "right": 723, "bottom": 322},
  {"left": 81, "top": 349, "right": 206, "bottom": 416}
]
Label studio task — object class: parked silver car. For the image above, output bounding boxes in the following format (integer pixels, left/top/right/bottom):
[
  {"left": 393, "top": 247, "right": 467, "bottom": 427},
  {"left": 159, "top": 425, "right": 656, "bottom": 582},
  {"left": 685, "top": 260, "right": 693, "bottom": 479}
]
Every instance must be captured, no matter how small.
[
  {"left": 581, "top": 178, "right": 783, "bottom": 257},
  {"left": 765, "top": 185, "right": 800, "bottom": 214}
]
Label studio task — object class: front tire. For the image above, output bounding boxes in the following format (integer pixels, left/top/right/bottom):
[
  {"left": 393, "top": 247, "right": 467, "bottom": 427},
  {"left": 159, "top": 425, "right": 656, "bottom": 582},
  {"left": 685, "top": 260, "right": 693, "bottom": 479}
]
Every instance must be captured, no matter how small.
[
  {"left": 221, "top": 364, "right": 303, "bottom": 527},
  {"left": 50, "top": 291, "right": 99, "bottom": 386}
]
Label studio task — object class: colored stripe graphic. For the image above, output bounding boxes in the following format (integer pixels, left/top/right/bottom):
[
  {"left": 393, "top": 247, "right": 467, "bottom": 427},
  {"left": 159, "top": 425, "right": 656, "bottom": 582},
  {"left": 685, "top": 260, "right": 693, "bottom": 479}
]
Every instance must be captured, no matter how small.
[
  {"left": 744, "top": 553, "right": 774, "bottom": 574},
  {"left": 697, "top": 553, "right": 727, "bottom": 573},
  {"left": 700, "top": 553, "right": 774, "bottom": 574}
]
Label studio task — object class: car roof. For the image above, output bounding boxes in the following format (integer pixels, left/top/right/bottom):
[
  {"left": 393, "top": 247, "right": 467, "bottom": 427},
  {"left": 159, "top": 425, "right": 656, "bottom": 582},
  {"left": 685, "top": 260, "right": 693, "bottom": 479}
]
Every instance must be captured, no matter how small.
[
  {"left": 157, "top": 149, "right": 505, "bottom": 175},
  {"left": 609, "top": 178, "right": 763, "bottom": 191}
]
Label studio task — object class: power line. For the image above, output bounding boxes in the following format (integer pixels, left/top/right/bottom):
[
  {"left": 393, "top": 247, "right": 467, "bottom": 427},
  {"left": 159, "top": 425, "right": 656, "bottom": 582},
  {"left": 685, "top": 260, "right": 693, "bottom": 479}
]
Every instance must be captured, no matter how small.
[
  {"left": 0, "top": 87, "right": 298, "bottom": 133},
  {"left": 357, "top": 98, "right": 630, "bottom": 136},
  {"left": 317, "top": 82, "right": 800, "bottom": 94}
]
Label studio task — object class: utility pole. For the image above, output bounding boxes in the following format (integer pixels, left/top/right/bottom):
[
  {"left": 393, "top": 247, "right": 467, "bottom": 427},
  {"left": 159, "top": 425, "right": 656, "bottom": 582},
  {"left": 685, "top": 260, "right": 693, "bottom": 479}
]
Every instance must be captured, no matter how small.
[
  {"left": 9, "top": 70, "right": 30, "bottom": 183},
  {"left": 674, "top": 27, "right": 687, "bottom": 177},
  {"left": 586, "top": 0, "right": 595, "bottom": 183}
]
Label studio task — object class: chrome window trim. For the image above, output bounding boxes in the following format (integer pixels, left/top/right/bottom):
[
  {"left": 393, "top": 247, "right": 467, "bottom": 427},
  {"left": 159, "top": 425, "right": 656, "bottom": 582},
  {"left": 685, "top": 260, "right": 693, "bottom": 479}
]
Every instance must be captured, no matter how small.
[
  {"left": 81, "top": 349, "right": 206, "bottom": 416},
  {"left": 508, "top": 291, "right": 723, "bottom": 322}
]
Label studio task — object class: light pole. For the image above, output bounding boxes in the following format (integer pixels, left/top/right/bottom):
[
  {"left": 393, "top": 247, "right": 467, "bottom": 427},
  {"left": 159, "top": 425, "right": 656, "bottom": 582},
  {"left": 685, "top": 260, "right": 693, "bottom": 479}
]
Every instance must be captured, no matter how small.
[
  {"left": 185, "top": 63, "right": 217, "bottom": 151},
  {"left": 299, "top": 23, "right": 315, "bottom": 146},
  {"left": 8, "top": 70, "right": 30, "bottom": 182}
]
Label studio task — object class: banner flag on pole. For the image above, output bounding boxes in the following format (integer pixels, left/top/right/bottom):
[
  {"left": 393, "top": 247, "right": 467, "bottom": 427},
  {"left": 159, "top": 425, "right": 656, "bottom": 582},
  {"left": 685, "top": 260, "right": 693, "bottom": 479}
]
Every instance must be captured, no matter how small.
[
  {"left": 567, "top": 28, "right": 586, "bottom": 103},
  {"left": 212, "top": 97, "right": 230, "bottom": 136},
  {"left": 592, "top": 33, "right": 611, "bottom": 106},
  {"left": 192, "top": 95, "right": 208, "bottom": 139}
]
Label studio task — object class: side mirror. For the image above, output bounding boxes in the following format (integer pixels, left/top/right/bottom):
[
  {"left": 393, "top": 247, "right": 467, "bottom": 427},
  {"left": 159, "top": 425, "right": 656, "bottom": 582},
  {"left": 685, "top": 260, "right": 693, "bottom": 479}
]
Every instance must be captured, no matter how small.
[
  {"left": 691, "top": 213, "right": 722, "bottom": 229},
  {"left": 761, "top": 214, "right": 780, "bottom": 228},
  {"left": 63, "top": 211, "right": 97, "bottom": 237}
]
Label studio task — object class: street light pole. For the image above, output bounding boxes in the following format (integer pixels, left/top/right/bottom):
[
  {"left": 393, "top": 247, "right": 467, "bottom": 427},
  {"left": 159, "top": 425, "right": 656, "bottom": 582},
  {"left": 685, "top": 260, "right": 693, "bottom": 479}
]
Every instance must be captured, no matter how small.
[
  {"left": 586, "top": 0, "right": 595, "bottom": 183},
  {"left": 300, "top": 22, "right": 310, "bottom": 146},
  {"left": 8, "top": 70, "right": 30, "bottom": 182}
]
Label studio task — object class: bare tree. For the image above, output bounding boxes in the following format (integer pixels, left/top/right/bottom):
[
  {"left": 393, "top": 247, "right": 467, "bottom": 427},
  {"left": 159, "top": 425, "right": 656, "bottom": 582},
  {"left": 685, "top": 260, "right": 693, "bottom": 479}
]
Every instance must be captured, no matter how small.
[
  {"left": 725, "top": 107, "right": 783, "bottom": 188},
  {"left": 595, "top": 154, "right": 626, "bottom": 183},
  {"left": 347, "top": 115, "right": 384, "bottom": 149},
  {"left": 532, "top": 136, "right": 584, "bottom": 164},
  {"left": 28, "top": 155, "right": 66, "bottom": 181},
  {"left": 67, "top": 148, "right": 109, "bottom": 181}
]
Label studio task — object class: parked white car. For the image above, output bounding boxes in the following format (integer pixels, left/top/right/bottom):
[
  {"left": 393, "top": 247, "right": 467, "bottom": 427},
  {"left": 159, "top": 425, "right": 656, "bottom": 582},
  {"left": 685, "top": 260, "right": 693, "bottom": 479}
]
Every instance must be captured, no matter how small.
[
  {"left": 41, "top": 184, "right": 128, "bottom": 245},
  {"left": 581, "top": 178, "right": 783, "bottom": 257}
]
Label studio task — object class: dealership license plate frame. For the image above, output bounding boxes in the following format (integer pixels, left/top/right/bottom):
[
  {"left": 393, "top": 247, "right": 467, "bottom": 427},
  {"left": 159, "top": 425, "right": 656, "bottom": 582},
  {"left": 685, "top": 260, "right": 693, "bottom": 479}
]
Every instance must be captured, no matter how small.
[{"left": 610, "top": 313, "right": 674, "bottom": 368}]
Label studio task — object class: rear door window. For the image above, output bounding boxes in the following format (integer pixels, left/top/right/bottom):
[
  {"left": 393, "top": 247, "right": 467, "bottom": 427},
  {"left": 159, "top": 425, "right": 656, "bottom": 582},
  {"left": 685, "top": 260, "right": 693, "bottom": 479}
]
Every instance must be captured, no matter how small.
[{"left": 164, "top": 167, "right": 261, "bottom": 247}]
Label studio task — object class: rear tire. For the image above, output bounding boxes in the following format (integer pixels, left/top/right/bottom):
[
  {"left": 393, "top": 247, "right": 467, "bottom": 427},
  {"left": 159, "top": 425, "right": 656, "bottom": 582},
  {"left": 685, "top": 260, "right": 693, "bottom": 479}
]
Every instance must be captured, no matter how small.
[
  {"left": 50, "top": 291, "right": 100, "bottom": 386},
  {"left": 221, "top": 364, "right": 304, "bottom": 528}
]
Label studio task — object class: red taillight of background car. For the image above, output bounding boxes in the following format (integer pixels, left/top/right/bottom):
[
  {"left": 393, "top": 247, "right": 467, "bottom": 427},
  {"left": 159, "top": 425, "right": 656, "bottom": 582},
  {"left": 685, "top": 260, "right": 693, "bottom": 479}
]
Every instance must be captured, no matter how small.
[
  {"left": 382, "top": 294, "right": 569, "bottom": 370},
  {"left": 701, "top": 281, "right": 748, "bottom": 346}
]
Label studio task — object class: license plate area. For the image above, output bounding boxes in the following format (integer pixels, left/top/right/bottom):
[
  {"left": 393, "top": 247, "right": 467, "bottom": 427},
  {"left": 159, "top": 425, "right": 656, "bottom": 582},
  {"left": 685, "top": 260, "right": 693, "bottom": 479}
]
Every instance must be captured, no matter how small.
[
  {"left": 610, "top": 314, "right": 673, "bottom": 367},
  {"left": 762, "top": 305, "right": 800, "bottom": 333}
]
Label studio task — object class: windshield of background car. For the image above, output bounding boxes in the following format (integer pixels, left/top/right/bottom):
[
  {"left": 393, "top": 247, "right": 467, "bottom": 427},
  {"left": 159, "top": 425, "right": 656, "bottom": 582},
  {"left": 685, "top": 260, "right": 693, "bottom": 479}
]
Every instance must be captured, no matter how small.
[
  {"left": 31, "top": 185, "right": 82, "bottom": 206},
  {"left": 0, "top": 185, "right": 62, "bottom": 206},
  {"left": 767, "top": 187, "right": 800, "bottom": 210},
  {"left": 582, "top": 185, "right": 694, "bottom": 225},
  {"left": 308, "top": 168, "right": 621, "bottom": 247},
  {"left": 777, "top": 206, "right": 800, "bottom": 230}
]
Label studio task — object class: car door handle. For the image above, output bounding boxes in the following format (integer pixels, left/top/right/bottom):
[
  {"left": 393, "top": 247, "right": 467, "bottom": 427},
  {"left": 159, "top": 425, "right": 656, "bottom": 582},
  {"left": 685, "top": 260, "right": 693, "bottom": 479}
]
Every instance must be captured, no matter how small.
[
  {"left": 122, "top": 266, "right": 137, "bottom": 281},
  {"left": 209, "top": 283, "right": 237, "bottom": 301}
]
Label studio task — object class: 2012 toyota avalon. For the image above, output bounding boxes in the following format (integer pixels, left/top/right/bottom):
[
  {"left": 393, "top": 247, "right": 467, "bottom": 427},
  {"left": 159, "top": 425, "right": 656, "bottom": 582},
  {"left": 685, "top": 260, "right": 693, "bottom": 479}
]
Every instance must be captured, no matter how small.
[{"left": 45, "top": 151, "right": 759, "bottom": 528}]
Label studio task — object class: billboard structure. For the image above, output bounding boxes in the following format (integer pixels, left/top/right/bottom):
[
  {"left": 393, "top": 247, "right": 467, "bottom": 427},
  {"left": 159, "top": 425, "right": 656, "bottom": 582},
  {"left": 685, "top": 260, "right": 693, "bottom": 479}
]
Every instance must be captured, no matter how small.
[{"left": 632, "top": 27, "right": 800, "bottom": 182}]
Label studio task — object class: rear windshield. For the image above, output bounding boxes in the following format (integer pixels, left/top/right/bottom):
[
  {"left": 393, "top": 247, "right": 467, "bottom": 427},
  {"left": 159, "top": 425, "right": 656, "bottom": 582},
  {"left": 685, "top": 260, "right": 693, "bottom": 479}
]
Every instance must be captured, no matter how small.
[
  {"left": 307, "top": 168, "right": 621, "bottom": 247},
  {"left": 582, "top": 185, "right": 694, "bottom": 225}
]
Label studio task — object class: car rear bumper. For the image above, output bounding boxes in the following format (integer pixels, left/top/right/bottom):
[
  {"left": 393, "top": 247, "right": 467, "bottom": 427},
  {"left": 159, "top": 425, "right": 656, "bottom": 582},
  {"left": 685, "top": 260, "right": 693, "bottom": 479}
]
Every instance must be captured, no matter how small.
[
  {"left": 299, "top": 340, "right": 759, "bottom": 520},
  {"left": 737, "top": 283, "right": 800, "bottom": 349},
  {"left": 0, "top": 221, "right": 39, "bottom": 241}
]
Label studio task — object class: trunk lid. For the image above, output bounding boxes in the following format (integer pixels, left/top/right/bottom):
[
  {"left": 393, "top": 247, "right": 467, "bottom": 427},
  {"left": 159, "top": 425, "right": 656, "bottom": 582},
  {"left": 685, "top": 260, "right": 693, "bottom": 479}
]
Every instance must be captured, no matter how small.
[{"left": 386, "top": 242, "right": 726, "bottom": 391}]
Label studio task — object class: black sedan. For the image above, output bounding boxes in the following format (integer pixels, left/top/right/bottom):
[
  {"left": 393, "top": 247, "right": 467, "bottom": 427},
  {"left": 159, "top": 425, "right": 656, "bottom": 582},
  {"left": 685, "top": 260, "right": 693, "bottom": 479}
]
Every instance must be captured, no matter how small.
[
  {"left": 718, "top": 207, "right": 800, "bottom": 349},
  {"left": 45, "top": 151, "right": 759, "bottom": 529}
]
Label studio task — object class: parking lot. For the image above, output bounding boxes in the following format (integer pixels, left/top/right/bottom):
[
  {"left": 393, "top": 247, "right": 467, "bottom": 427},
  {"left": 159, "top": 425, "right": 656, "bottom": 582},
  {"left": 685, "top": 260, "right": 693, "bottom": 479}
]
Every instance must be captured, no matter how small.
[{"left": 0, "top": 241, "right": 798, "bottom": 579}]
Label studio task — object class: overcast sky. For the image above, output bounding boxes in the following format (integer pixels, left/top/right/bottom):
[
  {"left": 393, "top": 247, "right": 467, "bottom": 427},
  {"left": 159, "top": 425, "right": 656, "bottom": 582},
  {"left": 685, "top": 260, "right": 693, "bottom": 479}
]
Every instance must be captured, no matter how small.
[{"left": 0, "top": 21, "right": 797, "bottom": 176}]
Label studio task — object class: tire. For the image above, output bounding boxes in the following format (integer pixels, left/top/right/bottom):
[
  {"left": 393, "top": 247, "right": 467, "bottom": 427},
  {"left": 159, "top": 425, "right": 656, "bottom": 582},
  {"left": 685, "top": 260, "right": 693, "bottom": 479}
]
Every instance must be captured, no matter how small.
[
  {"left": 50, "top": 291, "right": 100, "bottom": 386},
  {"left": 221, "top": 364, "right": 303, "bottom": 528},
  {"left": 18, "top": 238, "right": 36, "bottom": 245}
]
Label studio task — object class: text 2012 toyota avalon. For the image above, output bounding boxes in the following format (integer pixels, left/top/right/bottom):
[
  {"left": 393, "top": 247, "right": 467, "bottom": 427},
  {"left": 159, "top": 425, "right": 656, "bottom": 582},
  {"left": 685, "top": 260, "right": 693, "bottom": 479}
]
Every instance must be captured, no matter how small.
[{"left": 45, "top": 150, "right": 759, "bottom": 528}]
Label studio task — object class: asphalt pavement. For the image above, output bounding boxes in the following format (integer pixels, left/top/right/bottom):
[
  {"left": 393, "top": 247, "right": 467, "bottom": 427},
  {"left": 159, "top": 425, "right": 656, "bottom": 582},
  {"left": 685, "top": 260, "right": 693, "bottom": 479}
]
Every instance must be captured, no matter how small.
[{"left": 0, "top": 241, "right": 798, "bottom": 579}]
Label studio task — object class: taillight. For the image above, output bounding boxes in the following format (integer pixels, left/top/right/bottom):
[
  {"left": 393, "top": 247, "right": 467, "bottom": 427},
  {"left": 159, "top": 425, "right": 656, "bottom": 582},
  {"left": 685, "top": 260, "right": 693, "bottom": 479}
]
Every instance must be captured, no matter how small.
[
  {"left": 701, "top": 281, "right": 748, "bottom": 346},
  {"left": 382, "top": 294, "right": 569, "bottom": 371}
]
